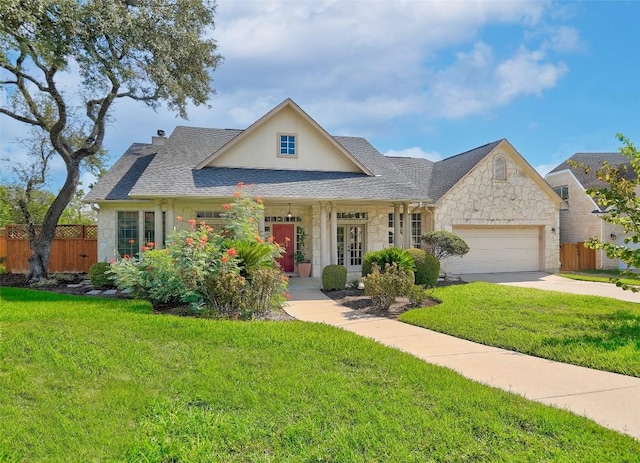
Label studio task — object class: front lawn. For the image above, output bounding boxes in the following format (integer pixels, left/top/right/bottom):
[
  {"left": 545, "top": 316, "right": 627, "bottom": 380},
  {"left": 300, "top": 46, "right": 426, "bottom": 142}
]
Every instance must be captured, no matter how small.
[
  {"left": 400, "top": 282, "right": 640, "bottom": 377},
  {"left": 560, "top": 270, "right": 640, "bottom": 288},
  {"left": 1, "top": 287, "right": 638, "bottom": 461}
]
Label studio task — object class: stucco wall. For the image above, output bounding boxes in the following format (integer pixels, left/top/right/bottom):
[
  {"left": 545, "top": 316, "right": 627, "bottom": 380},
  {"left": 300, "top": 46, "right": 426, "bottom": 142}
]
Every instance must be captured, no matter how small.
[
  {"left": 434, "top": 147, "right": 560, "bottom": 273},
  {"left": 546, "top": 170, "right": 623, "bottom": 269},
  {"left": 209, "top": 106, "right": 362, "bottom": 173}
]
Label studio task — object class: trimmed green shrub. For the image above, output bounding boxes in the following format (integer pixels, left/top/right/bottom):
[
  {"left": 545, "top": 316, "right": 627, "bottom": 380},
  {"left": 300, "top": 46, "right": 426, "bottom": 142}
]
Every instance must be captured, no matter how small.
[
  {"left": 322, "top": 265, "right": 347, "bottom": 291},
  {"left": 362, "top": 263, "right": 413, "bottom": 311},
  {"left": 421, "top": 230, "right": 470, "bottom": 261},
  {"left": 362, "top": 247, "right": 415, "bottom": 277},
  {"left": 89, "top": 262, "right": 115, "bottom": 289},
  {"left": 406, "top": 248, "right": 440, "bottom": 287}
]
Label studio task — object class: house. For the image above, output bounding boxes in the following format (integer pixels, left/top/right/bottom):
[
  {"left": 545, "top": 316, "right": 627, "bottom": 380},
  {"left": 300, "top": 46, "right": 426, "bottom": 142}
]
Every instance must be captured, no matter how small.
[
  {"left": 546, "top": 153, "right": 635, "bottom": 270},
  {"left": 85, "top": 98, "right": 562, "bottom": 278}
]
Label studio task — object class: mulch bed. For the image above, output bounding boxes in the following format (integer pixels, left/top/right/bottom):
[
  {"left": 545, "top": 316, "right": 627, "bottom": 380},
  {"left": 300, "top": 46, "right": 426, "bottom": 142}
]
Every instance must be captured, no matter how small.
[
  {"left": 322, "top": 288, "right": 439, "bottom": 319},
  {"left": 1, "top": 273, "right": 450, "bottom": 321}
]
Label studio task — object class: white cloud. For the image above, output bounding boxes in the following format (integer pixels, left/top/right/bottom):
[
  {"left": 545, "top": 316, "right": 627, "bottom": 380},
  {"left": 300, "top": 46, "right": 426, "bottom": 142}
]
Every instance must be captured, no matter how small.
[
  {"left": 1, "top": 0, "right": 577, "bottom": 188},
  {"left": 385, "top": 147, "right": 442, "bottom": 161},
  {"left": 535, "top": 163, "right": 557, "bottom": 177}
]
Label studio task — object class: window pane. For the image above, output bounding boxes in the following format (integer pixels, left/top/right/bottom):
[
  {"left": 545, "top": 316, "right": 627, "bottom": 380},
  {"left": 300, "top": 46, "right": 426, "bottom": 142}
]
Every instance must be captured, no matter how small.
[{"left": 117, "top": 211, "right": 138, "bottom": 257}]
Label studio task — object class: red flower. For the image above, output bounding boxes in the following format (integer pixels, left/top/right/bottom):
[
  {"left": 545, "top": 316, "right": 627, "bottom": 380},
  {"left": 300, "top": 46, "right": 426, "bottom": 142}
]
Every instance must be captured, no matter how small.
[
  {"left": 128, "top": 239, "right": 135, "bottom": 244},
  {"left": 185, "top": 237, "right": 194, "bottom": 246},
  {"left": 237, "top": 182, "right": 244, "bottom": 189},
  {"left": 223, "top": 203, "right": 231, "bottom": 210},
  {"left": 200, "top": 235, "right": 208, "bottom": 244},
  {"left": 109, "top": 258, "right": 115, "bottom": 264},
  {"left": 227, "top": 248, "right": 237, "bottom": 257},
  {"left": 123, "top": 254, "right": 130, "bottom": 259},
  {"left": 141, "top": 246, "right": 148, "bottom": 252},
  {"left": 147, "top": 242, "right": 155, "bottom": 248},
  {"left": 221, "top": 256, "right": 229, "bottom": 263}
]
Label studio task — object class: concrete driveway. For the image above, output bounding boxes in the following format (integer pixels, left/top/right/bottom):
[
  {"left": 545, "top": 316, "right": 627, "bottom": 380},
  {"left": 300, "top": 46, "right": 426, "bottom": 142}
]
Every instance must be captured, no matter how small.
[{"left": 459, "top": 271, "right": 640, "bottom": 304}]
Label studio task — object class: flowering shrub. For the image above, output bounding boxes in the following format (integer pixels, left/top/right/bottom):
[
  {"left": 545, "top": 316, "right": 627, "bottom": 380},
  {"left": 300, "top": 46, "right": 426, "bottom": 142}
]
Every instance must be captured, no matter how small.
[{"left": 110, "top": 183, "right": 288, "bottom": 317}]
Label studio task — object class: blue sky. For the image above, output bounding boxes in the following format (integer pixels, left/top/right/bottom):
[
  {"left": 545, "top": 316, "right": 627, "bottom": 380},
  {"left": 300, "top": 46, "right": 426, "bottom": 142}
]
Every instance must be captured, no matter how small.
[{"left": 1, "top": 0, "right": 639, "bottom": 190}]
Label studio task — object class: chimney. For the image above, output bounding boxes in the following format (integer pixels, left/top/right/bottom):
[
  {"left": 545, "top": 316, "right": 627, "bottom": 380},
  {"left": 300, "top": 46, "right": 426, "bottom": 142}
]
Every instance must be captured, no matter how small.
[{"left": 152, "top": 129, "right": 166, "bottom": 145}]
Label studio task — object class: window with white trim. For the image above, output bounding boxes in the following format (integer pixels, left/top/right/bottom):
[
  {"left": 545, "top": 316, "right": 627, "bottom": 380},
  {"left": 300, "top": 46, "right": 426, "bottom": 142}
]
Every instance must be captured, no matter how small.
[
  {"left": 278, "top": 133, "right": 297, "bottom": 157},
  {"left": 553, "top": 185, "right": 569, "bottom": 203},
  {"left": 494, "top": 156, "right": 506, "bottom": 180}
]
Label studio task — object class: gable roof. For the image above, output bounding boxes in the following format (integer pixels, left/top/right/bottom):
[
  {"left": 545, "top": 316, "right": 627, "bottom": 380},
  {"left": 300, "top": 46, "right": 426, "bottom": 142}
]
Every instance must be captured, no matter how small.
[
  {"left": 85, "top": 100, "right": 551, "bottom": 206},
  {"left": 194, "top": 98, "right": 373, "bottom": 175},
  {"left": 548, "top": 152, "right": 633, "bottom": 190}
]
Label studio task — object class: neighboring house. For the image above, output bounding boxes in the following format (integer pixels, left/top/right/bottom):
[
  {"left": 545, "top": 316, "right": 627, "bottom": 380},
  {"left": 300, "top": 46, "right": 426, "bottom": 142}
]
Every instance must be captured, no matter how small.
[
  {"left": 85, "top": 98, "right": 562, "bottom": 278},
  {"left": 546, "top": 153, "right": 634, "bottom": 269}
]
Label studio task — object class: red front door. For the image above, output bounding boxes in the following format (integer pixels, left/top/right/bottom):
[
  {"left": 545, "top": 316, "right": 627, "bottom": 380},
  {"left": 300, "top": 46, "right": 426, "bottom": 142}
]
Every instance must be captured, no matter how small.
[{"left": 273, "top": 224, "right": 294, "bottom": 272}]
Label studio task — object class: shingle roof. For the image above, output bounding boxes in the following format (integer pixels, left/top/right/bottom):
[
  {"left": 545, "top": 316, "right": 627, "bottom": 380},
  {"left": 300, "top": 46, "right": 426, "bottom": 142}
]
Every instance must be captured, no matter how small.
[
  {"left": 83, "top": 143, "right": 158, "bottom": 201},
  {"left": 548, "top": 152, "right": 634, "bottom": 190},
  {"left": 428, "top": 140, "right": 503, "bottom": 201},
  {"left": 86, "top": 127, "right": 504, "bottom": 204}
]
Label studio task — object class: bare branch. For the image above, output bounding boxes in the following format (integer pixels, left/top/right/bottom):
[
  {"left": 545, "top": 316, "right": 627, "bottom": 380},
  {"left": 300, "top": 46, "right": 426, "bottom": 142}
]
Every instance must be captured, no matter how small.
[{"left": 0, "top": 107, "right": 42, "bottom": 126}]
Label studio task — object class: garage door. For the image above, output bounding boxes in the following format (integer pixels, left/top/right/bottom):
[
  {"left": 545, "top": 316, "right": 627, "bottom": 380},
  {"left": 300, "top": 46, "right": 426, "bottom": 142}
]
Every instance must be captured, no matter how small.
[{"left": 445, "top": 227, "right": 540, "bottom": 274}]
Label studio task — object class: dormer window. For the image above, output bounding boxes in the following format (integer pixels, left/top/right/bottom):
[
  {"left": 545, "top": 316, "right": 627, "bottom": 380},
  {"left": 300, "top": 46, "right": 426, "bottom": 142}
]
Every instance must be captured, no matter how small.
[
  {"left": 278, "top": 133, "right": 297, "bottom": 158},
  {"left": 494, "top": 156, "right": 506, "bottom": 180}
]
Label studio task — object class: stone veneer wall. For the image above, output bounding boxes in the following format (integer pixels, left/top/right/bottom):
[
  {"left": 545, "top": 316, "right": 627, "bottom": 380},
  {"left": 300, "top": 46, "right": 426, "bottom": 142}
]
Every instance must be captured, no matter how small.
[
  {"left": 545, "top": 170, "right": 621, "bottom": 269},
  {"left": 435, "top": 149, "right": 560, "bottom": 273}
]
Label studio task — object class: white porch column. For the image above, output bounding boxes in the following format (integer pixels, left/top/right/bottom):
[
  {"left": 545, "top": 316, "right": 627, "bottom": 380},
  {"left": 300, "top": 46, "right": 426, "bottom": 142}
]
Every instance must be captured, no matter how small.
[
  {"left": 330, "top": 202, "right": 338, "bottom": 265},
  {"left": 403, "top": 202, "right": 411, "bottom": 249},
  {"left": 154, "top": 200, "right": 163, "bottom": 249},
  {"left": 393, "top": 203, "right": 401, "bottom": 248},
  {"left": 320, "top": 202, "right": 327, "bottom": 270},
  {"left": 166, "top": 199, "right": 175, "bottom": 234},
  {"left": 259, "top": 210, "right": 265, "bottom": 237}
]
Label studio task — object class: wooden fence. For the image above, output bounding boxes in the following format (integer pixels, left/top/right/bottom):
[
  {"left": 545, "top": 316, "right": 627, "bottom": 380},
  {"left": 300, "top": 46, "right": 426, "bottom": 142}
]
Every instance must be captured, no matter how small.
[
  {"left": 559, "top": 242, "right": 596, "bottom": 271},
  {"left": 0, "top": 224, "right": 97, "bottom": 273}
]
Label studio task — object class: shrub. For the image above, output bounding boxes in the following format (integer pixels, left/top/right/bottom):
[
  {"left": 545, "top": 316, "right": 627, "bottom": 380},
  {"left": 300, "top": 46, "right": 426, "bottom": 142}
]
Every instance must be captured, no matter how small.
[
  {"left": 322, "top": 265, "right": 347, "bottom": 291},
  {"left": 407, "top": 284, "right": 433, "bottom": 308},
  {"left": 406, "top": 248, "right": 440, "bottom": 287},
  {"left": 362, "top": 247, "right": 415, "bottom": 277},
  {"left": 362, "top": 263, "right": 413, "bottom": 311},
  {"left": 421, "top": 231, "right": 470, "bottom": 261},
  {"left": 89, "top": 262, "right": 115, "bottom": 289},
  {"left": 110, "top": 183, "right": 287, "bottom": 316}
]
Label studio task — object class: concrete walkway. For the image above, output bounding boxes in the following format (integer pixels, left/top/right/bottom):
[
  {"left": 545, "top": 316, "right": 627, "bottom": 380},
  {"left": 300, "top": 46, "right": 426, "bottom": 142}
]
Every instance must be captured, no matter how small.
[{"left": 285, "top": 277, "right": 640, "bottom": 440}]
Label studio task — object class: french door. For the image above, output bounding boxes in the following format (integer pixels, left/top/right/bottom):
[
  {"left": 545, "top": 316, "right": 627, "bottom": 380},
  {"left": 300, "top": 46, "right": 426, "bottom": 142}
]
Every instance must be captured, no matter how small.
[{"left": 337, "top": 225, "right": 364, "bottom": 271}]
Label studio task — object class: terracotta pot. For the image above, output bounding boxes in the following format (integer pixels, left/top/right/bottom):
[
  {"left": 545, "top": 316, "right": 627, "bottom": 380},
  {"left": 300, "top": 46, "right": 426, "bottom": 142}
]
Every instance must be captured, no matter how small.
[{"left": 298, "top": 262, "right": 312, "bottom": 278}]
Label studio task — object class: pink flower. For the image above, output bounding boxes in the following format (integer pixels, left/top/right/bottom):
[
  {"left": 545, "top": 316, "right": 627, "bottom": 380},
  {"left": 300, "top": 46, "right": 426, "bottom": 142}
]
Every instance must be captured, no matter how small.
[
  {"left": 227, "top": 248, "right": 237, "bottom": 257},
  {"left": 109, "top": 258, "right": 115, "bottom": 264},
  {"left": 221, "top": 256, "right": 229, "bottom": 263},
  {"left": 237, "top": 182, "right": 244, "bottom": 189},
  {"left": 223, "top": 203, "right": 231, "bottom": 210},
  {"left": 176, "top": 216, "right": 183, "bottom": 222},
  {"left": 188, "top": 219, "right": 197, "bottom": 227},
  {"left": 141, "top": 246, "right": 148, "bottom": 252},
  {"left": 147, "top": 242, "right": 155, "bottom": 248},
  {"left": 123, "top": 254, "right": 130, "bottom": 259},
  {"left": 185, "top": 237, "right": 194, "bottom": 246},
  {"left": 128, "top": 239, "right": 135, "bottom": 244},
  {"left": 234, "top": 190, "right": 241, "bottom": 199}
]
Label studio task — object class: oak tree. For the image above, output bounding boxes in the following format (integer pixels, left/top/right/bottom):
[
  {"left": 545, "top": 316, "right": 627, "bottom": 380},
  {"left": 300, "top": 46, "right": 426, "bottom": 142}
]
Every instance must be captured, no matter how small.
[{"left": 0, "top": 0, "right": 222, "bottom": 282}]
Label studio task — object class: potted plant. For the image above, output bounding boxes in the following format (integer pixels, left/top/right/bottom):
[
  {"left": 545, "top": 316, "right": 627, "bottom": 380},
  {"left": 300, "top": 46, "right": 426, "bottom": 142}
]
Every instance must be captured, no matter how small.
[{"left": 294, "top": 226, "right": 312, "bottom": 277}]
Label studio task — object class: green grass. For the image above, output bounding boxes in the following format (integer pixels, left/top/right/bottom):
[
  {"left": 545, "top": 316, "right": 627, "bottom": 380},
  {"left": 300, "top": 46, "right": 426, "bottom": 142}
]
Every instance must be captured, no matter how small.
[
  {"left": 560, "top": 270, "right": 640, "bottom": 287},
  {"left": 0, "top": 288, "right": 639, "bottom": 461},
  {"left": 401, "top": 282, "right": 640, "bottom": 377}
]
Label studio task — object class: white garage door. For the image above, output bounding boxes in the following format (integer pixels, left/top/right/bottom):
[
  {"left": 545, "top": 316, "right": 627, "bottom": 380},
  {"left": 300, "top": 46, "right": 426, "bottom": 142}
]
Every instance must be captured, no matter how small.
[{"left": 445, "top": 227, "right": 541, "bottom": 274}]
